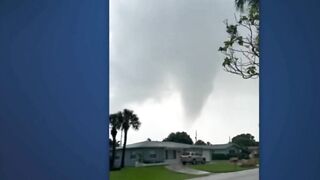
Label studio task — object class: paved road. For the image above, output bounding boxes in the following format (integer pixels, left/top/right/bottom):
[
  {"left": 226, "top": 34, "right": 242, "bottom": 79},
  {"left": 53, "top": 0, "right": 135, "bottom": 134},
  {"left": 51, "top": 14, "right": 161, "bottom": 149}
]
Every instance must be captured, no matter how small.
[{"left": 187, "top": 169, "right": 259, "bottom": 180}]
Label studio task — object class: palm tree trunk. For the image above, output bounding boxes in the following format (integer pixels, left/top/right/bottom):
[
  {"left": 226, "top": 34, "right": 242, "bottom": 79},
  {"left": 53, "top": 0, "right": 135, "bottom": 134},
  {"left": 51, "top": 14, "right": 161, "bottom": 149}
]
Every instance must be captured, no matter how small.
[
  {"left": 120, "top": 129, "right": 123, "bottom": 146},
  {"left": 111, "top": 135, "right": 117, "bottom": 169},
  {"left": 120, "top": 130, "right": 128, "bottom": 168}
]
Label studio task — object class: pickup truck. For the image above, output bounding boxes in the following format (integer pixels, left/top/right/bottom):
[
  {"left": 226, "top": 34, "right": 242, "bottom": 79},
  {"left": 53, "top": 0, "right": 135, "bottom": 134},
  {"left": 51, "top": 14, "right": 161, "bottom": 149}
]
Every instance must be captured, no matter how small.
[{"left": 180, "top": 151, "right": 206, "bottom": 165}]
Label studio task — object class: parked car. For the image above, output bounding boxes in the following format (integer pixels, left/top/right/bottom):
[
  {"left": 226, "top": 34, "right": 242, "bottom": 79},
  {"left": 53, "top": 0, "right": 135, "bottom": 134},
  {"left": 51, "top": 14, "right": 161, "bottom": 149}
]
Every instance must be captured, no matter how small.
[{"left": 180, "top": 151, "right": 206, "bottom": 165}]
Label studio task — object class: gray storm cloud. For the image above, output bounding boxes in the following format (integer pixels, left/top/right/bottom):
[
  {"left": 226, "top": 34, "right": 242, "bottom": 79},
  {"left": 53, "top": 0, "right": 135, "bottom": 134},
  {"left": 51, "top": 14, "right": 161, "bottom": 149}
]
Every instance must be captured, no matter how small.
[{"left": 110, "top": 0, "right": 236, "bottom": 121}]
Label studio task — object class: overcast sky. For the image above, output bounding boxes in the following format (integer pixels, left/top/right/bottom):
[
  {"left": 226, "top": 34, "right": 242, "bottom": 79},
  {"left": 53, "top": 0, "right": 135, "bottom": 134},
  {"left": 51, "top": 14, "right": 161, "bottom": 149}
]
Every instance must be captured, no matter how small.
[{"left": 110, "top": 0, "right": 259, "bottom": 145}]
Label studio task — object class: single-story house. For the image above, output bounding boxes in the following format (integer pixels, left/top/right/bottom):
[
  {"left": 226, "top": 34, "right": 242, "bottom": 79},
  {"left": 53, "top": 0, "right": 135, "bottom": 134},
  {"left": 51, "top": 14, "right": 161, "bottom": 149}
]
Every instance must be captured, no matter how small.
[{"left": 111, "top": 141, "right": 244, "bottom": 167}]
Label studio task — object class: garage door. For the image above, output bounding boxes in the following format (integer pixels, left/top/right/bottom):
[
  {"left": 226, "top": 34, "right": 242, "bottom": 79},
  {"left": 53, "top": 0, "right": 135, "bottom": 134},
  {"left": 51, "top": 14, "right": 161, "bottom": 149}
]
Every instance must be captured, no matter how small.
[{"left": 202, "top": 150, "right": 211, "bottom": 162}]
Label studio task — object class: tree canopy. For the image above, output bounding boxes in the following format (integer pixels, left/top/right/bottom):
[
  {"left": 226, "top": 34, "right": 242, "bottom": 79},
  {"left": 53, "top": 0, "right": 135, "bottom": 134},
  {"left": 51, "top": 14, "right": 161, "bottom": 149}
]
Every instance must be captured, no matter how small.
[
  {"left": 231, "top": 133, "right": 258, "bottom": 147},
  {"left": 163, "top": 131, "right": 194, "bottom": 145},
  {"left": 235, "top": 0, "right": 259, "bottom": 12},
  {"left": 195, "top": 139, "right": 207, "bottom": 145}
]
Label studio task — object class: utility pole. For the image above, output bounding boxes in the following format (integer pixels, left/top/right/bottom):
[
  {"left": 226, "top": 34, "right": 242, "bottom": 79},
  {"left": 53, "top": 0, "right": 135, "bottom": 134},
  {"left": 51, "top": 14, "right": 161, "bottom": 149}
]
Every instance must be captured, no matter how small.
[{"left": 195, "top": 130, "right": 197, "bottom": 143}]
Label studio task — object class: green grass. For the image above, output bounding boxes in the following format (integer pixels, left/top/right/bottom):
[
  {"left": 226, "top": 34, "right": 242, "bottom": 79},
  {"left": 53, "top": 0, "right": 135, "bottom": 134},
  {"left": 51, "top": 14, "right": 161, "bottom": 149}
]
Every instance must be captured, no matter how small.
[
  {"left": 109, "top": 166, "right": 199, "bottom": 180},
  {"left": 189, "top": 161, "right": 254, "bottom": 173}
]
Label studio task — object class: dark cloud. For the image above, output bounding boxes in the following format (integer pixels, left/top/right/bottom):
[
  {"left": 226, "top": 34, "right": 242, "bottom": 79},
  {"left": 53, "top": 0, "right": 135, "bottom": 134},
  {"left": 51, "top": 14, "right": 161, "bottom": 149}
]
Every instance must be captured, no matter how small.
[{"left": 110, "top": 0, "right": 239, "bottom": 121}]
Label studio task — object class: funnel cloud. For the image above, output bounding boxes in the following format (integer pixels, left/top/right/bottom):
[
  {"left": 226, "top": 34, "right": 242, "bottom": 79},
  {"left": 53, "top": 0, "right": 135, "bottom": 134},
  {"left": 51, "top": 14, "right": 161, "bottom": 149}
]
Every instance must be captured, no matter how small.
[
  {"left": 110, "top": 0, "right": 238, "bottom": 120},
  {"left": 110, "top": 0, "right": 259, "bottom": 144}
]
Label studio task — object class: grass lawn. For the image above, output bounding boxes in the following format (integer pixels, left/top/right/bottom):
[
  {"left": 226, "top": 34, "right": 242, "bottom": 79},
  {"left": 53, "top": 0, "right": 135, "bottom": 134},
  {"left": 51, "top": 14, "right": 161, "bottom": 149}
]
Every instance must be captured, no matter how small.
[
  {"left": 109, "top": 166, "right": 200, "bottom": 180},
  {"left": 189, "top": 161, "right": 255, "bottom": 173}
]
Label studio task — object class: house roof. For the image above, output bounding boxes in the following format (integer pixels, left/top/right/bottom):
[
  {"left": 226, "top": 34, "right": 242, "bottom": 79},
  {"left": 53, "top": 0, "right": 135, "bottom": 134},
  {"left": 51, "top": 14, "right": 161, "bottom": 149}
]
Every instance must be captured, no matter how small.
[
  {"left": 117, "top": 141, "right": 192, "bottom": 149},
  {"left": 194, "top": 143, "right": 236, "bottom": 150},
  {"left": 116, "top": 141, "right": 238, "bottom": 150}
]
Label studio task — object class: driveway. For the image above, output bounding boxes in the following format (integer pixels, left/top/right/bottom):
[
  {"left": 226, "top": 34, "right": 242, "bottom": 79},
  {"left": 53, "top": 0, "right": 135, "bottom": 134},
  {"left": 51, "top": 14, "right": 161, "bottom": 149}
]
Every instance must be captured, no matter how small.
[
  {"left": 186, "top": 168, "right": 259, "bottom": 180},
  {"left": 165, "top": 162, "right": 210, "bottom": 176}
]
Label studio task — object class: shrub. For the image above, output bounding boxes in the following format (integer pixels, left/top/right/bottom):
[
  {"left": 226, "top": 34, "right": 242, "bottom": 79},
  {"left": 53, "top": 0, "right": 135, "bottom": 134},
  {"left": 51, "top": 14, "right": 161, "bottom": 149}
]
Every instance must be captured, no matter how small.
[
  {"left": 212, "top": 153, "right": 229, "bottom": 160},
  {"left": 142, "top": 160, "right": 163, "bottom": 164},
  {"left": 212, "top": 152, "right": 250, "bottom": 160},
  {"left": 237, "top": 153, "right": 249, "bottom": 160},
  {"left": 239, "top": 159, "right": 258, "bottom": 168}
]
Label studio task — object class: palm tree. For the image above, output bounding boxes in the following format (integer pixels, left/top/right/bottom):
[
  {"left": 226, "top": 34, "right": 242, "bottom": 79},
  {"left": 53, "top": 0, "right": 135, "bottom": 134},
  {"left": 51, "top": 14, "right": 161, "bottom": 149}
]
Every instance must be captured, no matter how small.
[
  {"left": 120, "top": 109, "right": 141, "bottom": 168},
  {"left": 109, "top": 112, "right": 123, "bottom": 169}
]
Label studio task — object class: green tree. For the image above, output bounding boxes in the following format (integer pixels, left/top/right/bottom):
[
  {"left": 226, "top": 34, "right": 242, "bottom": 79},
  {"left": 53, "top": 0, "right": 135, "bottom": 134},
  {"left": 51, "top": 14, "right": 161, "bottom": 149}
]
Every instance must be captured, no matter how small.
[
  {"left": 231, "top": 133, "right": 258, "bottom": 147},
  {"left": 219, "top": 0, "right": 259, "bottom": 79},
  {"left": 235, "top": 0, "right": 259, "bottom": 12},
  {"left": 109, "top": 112, "right": 123, "bottom": 169},
  {"left": 163, "top": 132, "right": 193, "bottom": 145},
  {"left": 195, "top": 139, "right": 207, "bottom": 145},
  {"left": 120, "top": 109, "right": 141, "bottom": 168}
]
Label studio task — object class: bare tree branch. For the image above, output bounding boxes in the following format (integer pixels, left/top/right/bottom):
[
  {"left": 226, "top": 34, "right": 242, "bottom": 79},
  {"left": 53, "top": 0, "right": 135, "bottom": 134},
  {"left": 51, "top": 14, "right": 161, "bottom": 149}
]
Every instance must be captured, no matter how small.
[{"left": 219, "top": 3, "right": 259, "bottom": 79}]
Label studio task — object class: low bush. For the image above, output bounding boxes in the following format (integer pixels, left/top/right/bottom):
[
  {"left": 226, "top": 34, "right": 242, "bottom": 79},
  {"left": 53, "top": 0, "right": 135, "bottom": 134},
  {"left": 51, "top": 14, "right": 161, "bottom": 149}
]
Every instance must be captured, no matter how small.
[
  {"left": 212, "top": 152, "right": 249, "bottom": 160},
  {"left": 238, "top": 159, "right": 258, "bottom": 168},
  {"left": 212, "top": 153, "right": 229, "bottom": 160}
]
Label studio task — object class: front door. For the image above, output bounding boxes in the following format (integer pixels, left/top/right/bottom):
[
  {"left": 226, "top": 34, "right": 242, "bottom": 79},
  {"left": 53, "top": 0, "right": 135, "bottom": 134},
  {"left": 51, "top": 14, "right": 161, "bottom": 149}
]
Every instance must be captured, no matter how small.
[
  {"left": 176, "top": 150, "right": 182, "bottom": 160},
  {"left": 165, "top": 150, "right": 168, "bottom": 159}
]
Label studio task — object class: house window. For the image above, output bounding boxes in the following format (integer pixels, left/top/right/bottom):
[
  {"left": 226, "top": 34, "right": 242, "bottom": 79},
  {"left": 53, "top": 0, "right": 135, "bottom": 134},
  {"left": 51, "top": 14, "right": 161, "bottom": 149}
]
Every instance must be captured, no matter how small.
[
  {"left": 173, "top": 150, "right": 176, "bottom": 159},
  {"left": 130, "top": 152, "right": 136, "bottom": 159},
  {"left": 229, "top": 150, "right": 235, "bottom": 154},
  {"left": 149, "top": 150, "right": 157, "bottom": 158}
]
